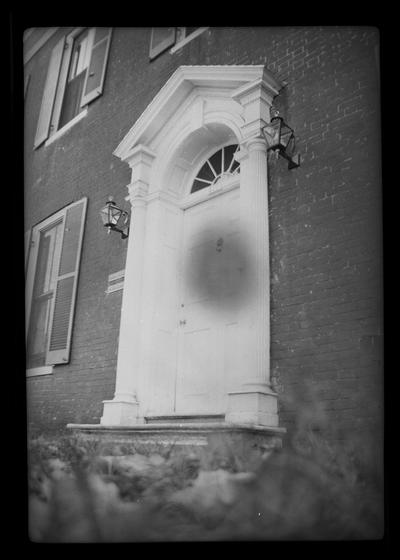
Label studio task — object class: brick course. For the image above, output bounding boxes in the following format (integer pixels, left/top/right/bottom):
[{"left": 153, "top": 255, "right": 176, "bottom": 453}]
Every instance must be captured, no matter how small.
[{"left": 24, "top": 27, "right": 382, "bottom": 442}]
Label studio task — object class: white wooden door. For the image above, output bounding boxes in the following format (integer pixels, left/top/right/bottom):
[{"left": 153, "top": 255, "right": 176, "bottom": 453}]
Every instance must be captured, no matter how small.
[{"left": 174, "top": 188, "right": 242, "bottom": 415}]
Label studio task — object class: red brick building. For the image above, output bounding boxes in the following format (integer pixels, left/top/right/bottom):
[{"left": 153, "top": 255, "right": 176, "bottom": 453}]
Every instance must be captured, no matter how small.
[{"left": 24, "top": 27, "right": 382, "bottom": 450}]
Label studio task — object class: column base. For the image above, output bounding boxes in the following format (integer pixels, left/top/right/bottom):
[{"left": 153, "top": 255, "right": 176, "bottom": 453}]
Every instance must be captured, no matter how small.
[
  {"left": 225, "top": 389, "right": 279, "bottom": 427},
  {"left": 100, "top": 398, "right": 143, "bottom": 426}
]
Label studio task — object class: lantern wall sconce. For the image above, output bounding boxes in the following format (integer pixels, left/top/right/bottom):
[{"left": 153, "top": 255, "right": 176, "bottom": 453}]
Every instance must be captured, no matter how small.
[
  {"left": 100, "top": 196, "right": 130, "bottom": 239},
  {"left": 262, "top": 114, "right": 300, "bottom": 170}
]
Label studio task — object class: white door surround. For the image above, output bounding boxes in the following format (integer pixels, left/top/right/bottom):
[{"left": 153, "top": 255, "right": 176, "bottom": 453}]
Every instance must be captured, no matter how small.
[{"left": 101, "top": 65, "right": 282, "bottom": 427}]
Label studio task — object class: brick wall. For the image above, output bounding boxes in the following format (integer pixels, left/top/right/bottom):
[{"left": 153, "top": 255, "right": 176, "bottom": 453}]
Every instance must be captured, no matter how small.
[
  {"left": 24, "top": 27, "right": 382, "bottom": 440},
  {"left": 265, "top": 27, "right": 382, "bottom": 442}
]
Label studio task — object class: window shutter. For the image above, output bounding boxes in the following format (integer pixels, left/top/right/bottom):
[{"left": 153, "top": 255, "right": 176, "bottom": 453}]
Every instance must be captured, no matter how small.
[
  {"left": 46, "top": 198, "right": 87, "bottom": 365},
  {"left": 80, "top": 28, "right": 112, "bottom": 107},
  {"left": 34, "top": 36, "right": 65, "bottom": 148},
  {"left": 149, "top": 27, "right": 176, "bottom": 59}
]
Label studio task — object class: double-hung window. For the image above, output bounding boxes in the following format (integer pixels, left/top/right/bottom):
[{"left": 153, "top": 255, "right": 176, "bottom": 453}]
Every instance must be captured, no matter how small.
[
  {"left": 25, "top": 198, "right": 87, "bottom": 371},
  {"left": 149, "top": 27, "right": 207, "bottom": 59},
  {"left": 34, "top": 28, "right": 112, "bottom": 148}
]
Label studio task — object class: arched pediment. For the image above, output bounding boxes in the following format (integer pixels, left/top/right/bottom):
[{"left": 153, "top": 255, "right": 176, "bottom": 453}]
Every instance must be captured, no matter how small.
[{"left": 114, "top": 65, "right": 282, "bottom": 164}]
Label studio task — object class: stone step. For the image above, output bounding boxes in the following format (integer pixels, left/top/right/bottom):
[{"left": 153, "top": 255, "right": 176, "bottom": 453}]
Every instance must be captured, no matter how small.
[
  {"left": 66, "top": 422, "right": 286, "bottom": 471},
  {"left": 145, "top": 414, "right": 225, "bottom": 424}
]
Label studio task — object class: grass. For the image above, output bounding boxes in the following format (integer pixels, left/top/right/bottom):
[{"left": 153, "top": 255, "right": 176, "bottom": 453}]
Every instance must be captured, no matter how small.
[{"left": 27, "top": 408, "right": 384, "bottom": 542}]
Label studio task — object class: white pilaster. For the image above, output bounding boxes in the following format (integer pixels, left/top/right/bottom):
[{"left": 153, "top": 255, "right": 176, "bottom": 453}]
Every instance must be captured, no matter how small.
[
  {"left": 226, "top": 74, "right": 280, "bottom": 427},
  {"left": 136, "top": 190, "right": 181, "bottom": 417},
  {"left": 101, "top": 145, "right": 156, "bottom": 425}
]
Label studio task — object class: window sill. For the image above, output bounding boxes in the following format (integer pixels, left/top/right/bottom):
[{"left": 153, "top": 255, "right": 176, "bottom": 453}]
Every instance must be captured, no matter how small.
[
  {"left": 26, "top": 366, "right": 54, "bottom": 378},
  {"left": 170, "top": 28, "right": 208, "bottom": 54},
  {"left": 44, "top": 108, "right": 88, "bottom": 147}
]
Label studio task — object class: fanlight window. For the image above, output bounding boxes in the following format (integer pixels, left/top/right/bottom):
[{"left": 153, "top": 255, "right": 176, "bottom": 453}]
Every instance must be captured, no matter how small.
[{"left": 191, "top": 145, "right": 240, "bottom": 194}]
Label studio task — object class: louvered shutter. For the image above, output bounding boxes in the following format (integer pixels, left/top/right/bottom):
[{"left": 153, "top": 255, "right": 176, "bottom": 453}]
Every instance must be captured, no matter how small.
[
  {"left": 34, "top": 36, "right": 65, "bottom": 148},
  {"left": 46, "top": 198, "right": 87, "bottom": 364},
  {"left": 80, "top": 28, "right": 112, "bottom": 107},
  {"left": 149, "top": 28, "right": 176, "bottom": 59}
]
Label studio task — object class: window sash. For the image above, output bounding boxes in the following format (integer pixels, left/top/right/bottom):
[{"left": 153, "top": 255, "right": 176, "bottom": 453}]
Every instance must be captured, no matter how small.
[
  {"left": 49, "top": 28, "right": 87, "bottom": 135},
  {"left": 26, "top": 291, "right": 54, "bottom": 368},
  {"left": 59, "top": 70, "right": 87, "bottom": 129},
  {"left": 33, "top": 26, "right": 110, "bottom": 144},
  {"left": 68, "top": 29, "right": 91, "bottom": 80},
  {"left": 26, "top": 218, "right": 64, "bottom": 368},
  {"left": 50, "top": 27, "right": 110, "bottom": 131}
]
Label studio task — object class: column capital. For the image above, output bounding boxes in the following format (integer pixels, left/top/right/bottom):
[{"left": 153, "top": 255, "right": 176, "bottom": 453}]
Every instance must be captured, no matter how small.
[
  {"left": 235, "top": 136, "right": 268, "bottom": 164},
  {"left": 245, "top": 136, "right": 268, "bottom": 152},
  {"left": 127, "top": 181, "right": 149, "bottom": 207},
  {"left": 122, "top": 144, "right": 157, "bottom": 194},
  {"left": 232, "top": 76, "right": 279, "bottom": 109},
  {"left": 232, "top": 74, "right": 280, "bottom": 142},
  {"left": 122, "top": 144, "right": 157, "bottom": 170}
]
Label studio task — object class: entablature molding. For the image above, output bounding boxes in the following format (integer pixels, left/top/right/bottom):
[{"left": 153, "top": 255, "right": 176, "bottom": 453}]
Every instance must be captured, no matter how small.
[{"left": 114, "top": 65, "right": 282, "bottom": 162}]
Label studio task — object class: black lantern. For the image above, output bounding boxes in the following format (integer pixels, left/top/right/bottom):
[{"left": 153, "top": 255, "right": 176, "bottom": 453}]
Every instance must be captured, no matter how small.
[
  {"left": 262, "top": 116, "right": 300, "bottom": 170},
  {"left": 100, "top": 197, "right": 130, "bottom": 239}
]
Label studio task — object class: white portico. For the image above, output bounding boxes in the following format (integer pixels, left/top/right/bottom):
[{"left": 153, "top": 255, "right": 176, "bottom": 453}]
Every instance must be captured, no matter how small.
[{"left": 100, "top": 65, "right": 282, "bottom": 428}]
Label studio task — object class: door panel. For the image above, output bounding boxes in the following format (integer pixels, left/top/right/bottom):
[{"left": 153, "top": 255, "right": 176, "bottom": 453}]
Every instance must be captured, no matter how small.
[{"left": 175, "top": 188, "right": 240, "bottom": 414}]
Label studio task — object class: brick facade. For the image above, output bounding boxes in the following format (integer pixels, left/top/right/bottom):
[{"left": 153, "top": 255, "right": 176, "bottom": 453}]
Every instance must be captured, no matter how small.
[{"left": 24, "top": 27, "right": 382, "bottom": 441}]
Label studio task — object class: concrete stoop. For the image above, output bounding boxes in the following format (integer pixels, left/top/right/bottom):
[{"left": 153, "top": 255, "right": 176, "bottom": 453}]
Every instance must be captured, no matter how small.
[{"left": 66, "top": 421, "right": 286, "bottom": 471}]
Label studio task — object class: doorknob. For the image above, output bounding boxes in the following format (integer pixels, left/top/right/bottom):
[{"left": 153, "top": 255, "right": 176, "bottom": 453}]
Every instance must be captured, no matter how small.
[{"left": 179, "top": 319, "right": 187, "bottom": 326}]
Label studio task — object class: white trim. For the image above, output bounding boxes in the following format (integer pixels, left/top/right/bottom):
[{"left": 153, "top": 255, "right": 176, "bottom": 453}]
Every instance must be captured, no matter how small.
[
  {"left": 24, "top": 28, "right": 59, "bottom": 65},
  {"left": 114, "top": 65, "right": 280, "bottom": 161},
  {"left": 32, "top": 209, "right": 64, "bottom": 233},
  {"left": 26, "top": 366, "right": 54, "bottom": 378},
  {"left": 180, "top": 177, "right": 240, "bottom": 210},
  {"left": 105, "top": 64, "right": 281, "bottom": 426},
  {"left": 170, "top": 28, "right": 208, "bottom": 54},
  {"left": 144, "top": 190, "right": 180, "bottom": 209},
  {"left": 44, "top": 108, "right": 88, "bottom": 147}
]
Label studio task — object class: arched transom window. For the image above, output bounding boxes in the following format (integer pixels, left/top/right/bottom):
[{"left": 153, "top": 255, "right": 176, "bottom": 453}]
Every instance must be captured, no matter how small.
[{"left": 191, "top": 144, "right": 240, "bottom": 194}]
